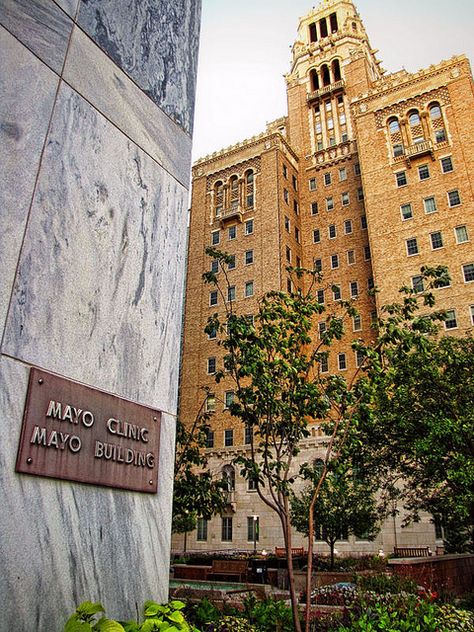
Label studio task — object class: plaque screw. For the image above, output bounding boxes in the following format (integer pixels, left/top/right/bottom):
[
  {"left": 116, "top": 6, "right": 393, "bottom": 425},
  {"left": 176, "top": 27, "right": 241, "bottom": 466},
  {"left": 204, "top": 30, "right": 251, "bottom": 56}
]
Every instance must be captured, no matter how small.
[
  {"left": 149, "top": 480, "right": 153, "bottom": 485},
  {"left": 153, "top": 417, "right": 157, "bottom": 422},
  {"left": 26, "top": 458, "right": 33, "bottom": 464},
  {"left": 38, "top": 378, "right": 44, "bottom": 385}
]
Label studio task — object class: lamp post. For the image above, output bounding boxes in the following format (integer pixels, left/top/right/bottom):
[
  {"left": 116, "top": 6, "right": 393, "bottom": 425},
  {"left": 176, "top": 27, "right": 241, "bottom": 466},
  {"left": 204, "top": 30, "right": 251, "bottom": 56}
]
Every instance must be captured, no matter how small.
[{"left": 252, "top": 515, "right": 258, "bottom": 555}]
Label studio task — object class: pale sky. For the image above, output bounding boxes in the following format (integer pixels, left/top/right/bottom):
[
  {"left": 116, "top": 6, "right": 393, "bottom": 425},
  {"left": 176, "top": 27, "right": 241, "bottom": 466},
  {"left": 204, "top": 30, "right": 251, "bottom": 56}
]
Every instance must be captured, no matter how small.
[{"left": 192, "top": 0, "right": 474, "bottom": 161}]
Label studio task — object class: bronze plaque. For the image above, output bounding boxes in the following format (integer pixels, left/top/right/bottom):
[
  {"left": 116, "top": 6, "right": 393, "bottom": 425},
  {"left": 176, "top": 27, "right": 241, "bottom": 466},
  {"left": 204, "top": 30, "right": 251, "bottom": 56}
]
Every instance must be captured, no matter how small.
[{"left": 16, "top": 368, "right": 161, "bottom": 493}]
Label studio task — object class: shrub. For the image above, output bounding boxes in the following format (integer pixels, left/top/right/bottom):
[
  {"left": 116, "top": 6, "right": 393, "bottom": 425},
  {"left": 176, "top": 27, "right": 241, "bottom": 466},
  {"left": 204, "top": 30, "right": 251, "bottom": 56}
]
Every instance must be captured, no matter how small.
[
  {"left": 243, "top": 594, "right": 294, "bottom": 631},
  {"left": 190, "top": 598, "right": 221, "bottom": 628},
  {"left": 204, "top": 615, "right": 257, "bottom": 631},
  {"left": 336, "top": 596, "right": 440, "bottom": 631},
  {"left": 354, "top": 573, "right": 418, "bottom": 595},
  {"left": 437, "top": 604, "right": 474, "bottom": 631}
]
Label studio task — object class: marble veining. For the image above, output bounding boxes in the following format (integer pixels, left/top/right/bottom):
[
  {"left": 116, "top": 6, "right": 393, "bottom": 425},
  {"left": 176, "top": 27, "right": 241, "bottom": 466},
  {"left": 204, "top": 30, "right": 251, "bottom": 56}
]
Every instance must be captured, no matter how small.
[
  {"left": 3, "top": 83, "right": 189, "bottom": 415},
  {"left": 0, "top": 0, "right": 74, "bottom": 75},
  {"left": 63, "top": 27, "right": 192, "bottom": 186},
  {"left": 53, "top": 0, "right": 79, "bottom": 18},
  {"left": 77, "top": 0, "right": 201, "bottom": 135},
  {"left": 0, "top": 26, "right": 59, "bottom": 343},
  {"left": 0, "top": 356, "right": 175, "bottom": 631}
]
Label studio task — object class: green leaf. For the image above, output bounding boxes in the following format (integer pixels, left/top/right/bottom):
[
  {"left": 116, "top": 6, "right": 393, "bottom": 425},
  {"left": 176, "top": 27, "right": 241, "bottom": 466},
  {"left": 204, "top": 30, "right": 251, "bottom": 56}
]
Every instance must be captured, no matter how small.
[
  {"left": 77, "top": 602, "right": 105, "bottom": 617},
  {"left": 167, "top": 612, "right": 184, "bottom": 625},
  {"left": 168, "top": 601, "right": 186, "bottom": 611},
  {"left": 65, "top": 618, "right": 93, "bottom": 632},
  {"left": 94, "top": 618, "right": 126, "bottom": 632}
]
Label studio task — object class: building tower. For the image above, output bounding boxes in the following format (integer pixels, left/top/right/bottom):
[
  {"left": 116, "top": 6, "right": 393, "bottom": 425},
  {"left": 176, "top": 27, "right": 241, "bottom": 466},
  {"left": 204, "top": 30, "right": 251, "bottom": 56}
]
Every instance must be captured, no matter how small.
[{"left": 175, "top": 0, "right": 474, "bottom": 554}]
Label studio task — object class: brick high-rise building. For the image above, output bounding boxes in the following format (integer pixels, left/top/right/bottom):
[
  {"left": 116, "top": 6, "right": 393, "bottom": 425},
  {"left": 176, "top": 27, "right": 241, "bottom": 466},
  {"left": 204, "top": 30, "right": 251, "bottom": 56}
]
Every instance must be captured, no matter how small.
[{"left": 175, "top": 0, "right": 474, "bottom": 554}]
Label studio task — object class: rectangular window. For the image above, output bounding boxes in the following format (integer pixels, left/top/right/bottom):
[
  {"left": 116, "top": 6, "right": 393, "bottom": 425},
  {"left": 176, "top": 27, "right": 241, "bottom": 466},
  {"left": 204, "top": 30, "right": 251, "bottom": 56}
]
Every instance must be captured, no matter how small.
[
  {"left": 344, "top": 219, "right": 353, "bottom": 234},
  {"left": 225, "top": 391, "right": 235, "bottom": 409},
  {"left": 347, "top": 249, "right": 355, "bottom": 265},
  {"left": 341, "top": 192, "right": 350, "bottom": 206},
  {"left": 245, "top": 219, "right": 254, "bottom": 234},
  {"left": 401, "top": 203, "right": 413, "bottom": 220},
  {"left": 333, "top": 285, "right": 341, "bottom": 300},
  {"left": 355, "top": 350, "right": 365, "bottom": 368},
  {"left": 326, "top": 197, "right": 334, "bottom": 211},
  {"left": 338, "top": 353, "right": 347, "bottom": 370},
  {"left": 435, "top": 128, "right": 447, "bottom": 143},
  {"left": 205, "top": 394, "right": 216, "bottom": 413},
  {"left": 393, "top": 144, "right": 404, "bottom": 157},
  {"left": 317, "top": 289, "right": 325, "bottom": 304},
  {"left": 292, "top": 175, "right": 297, "bottom": 190},
  {"left": 329, "top": 224, "right": 336, "bottom": 239},
  {"left": 364, "top": 245, "right": 371, "bottom": 260},
  {"left": 350, "top": 281, "right": 359, "bottom": 298},
  {"left": 320, "top": 354, "right": 328, "bottom": 373},
  {"left": 327, "top": 118, "right": 334, "bottom": 130},
  {"left": 357, "top": 187, "right": 364, "bottom": 201},
  {"left": 309, "top": 178, "right": 317, "bottom": 191},
  {"left": 339, "top": 167, "right": 347, "bottom": 181},
  {"left": 295, "top": 226, "right": 300, "bottom": 243},
  {"left": 354, "top": 163, "right": 361, "bottom": 176},
  {"left": 329, "top": 136, "right": 336, "bottom": 147},
  {"left": 210, "top": 291, "right": 218, "bottom": 306},
  {"left": 444, "top": 309, "right": 457, "bottom": 330},
  {"left": 455, "top": 226, "right": 469, "bottom": 244},
  {"left": 412, "top": 275, "right": 424, "bottom": 293},
  {"left": 418, "top": 164, "right": 430, "bottom": 181},
  {"left": 341, "top": 133, "right": 348, "bottom": 143},
  {"left": 315, "top": 122, "right": 322, "bottom": 134},
  {"left": 245, "top": 281, "right": 254, "bottom": 297},
  {"left": 245, "top": 423, "right": 252, "bottom": 445},
  {"left": 224, "top": 429, "right": 233, "bottom": 446},
  {"left": 228, "top": 255, "right": 236, "bottom": 270},
  {"left": 222, "top": 517, "right": 233, "bottom": 541},
  {"left": 406, "top": 238, "right": 419, "bottom": 256},
  {"left": 318, "top": 321, "right": 327, "bottom": 336},
  {"left": 207, "top": 357, "right": 216, "bottom": 374},
  {"left": 396, "top": 171, "right": 407, "bottom": 187},
  {"left": 324, "top": 172, "right": 332, "bottom": 186},
  {"left": 285, "top": 216, "right": 290, "bottom": 232},
  {"left": 440, "top": 156, "right": 453, "bottom": 173},
  {"left": 294, "top": 200, "right": 299, "bottom": 215},
  {"left": 448, "top": 190, "right": 461, "bottom": 207},
  {"left": 430, "top": 231, "right": 443, "bottom": 250},
  {"left": 314, "top": 258, "right": 322, "bottom": 272},
  {"left": 197, "top": 518, "right": 208, "bottom": 541},
  {"left": 463, "top": 263, "right": 474, "bottom": 282},
  {"left": 207, "top": 325, "right": 217, "bottom": 340},
  {"left": 227, "top": 286, "right": 236, "bottom": 301},
  {"left": 360, "top": 215, "right": 367, "bottom": 229},
  {"left": 313, "top": 229, "right": 321, "bottom": 243},
  {"left": 211, "top": 230, "right": 220, "bottom": 245},
  {"left": 367, "top": 277, "right": 374, "bottom": 290},
  {"left": 283, "top": 164, "right": 288, "bottom": 179},
  {"left": 211, "top": 259, "right": 219, "bottom": 274},
  {"left": 325, "top": 100, "right": 331, "bottom": 112},
  {"left": 283, "top": 188, "right": 289, "bottom": 204},
  {"left": 331, "top": 254, "right": 339, "bottom": 269},
  {"left": 245, "top": 249, "right": 254, "bottom": 264},
  {"left": 228, "top": 225, "right": 237, "bottom": 240},
  {"left": 470, "top": 305, "right": 474, "bottom": 326},
  {"left": 311, "top": 201, "right": 319, "bottom": 215},
  {"left": 205, "top": 427, "right": 214, "bottom": 448},
  {"left": 424, "top": 197, "right": 437, "bottom": 213},
  {"left": 353, "top": 314, "right": 362, "bottom": 331},
  {"left": 287, "top": 278, "right": 292, "bottom": 293},
  {"left": 339, "top": 113, "right": 346, "bottom": 125},
  {"left": 247, "top": 517, "right": 259, "bottom": 542}
]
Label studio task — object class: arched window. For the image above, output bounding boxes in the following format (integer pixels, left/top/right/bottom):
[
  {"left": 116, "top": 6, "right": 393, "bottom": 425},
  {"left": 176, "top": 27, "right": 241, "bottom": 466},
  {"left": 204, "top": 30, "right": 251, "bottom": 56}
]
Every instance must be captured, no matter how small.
[
  {"left": 408, "top": 110, "right": 420, "bottom": 127},
  {"left": 215, "top": 181, "right": 223, "bottom": 216},
  {"left": 310, "top": 68, "right": 319, "bottom": 92},
  {"left": 245, "top": 170, "right": 254, "bottom": 208},
  {"left": 222, "top": 465, "right": 235, "bottom": 491},
  {"left": 319, "top": 17, "right": 328, "bottom": 38},
  {"left": 329, "top": 12, "right": 338, "bottom": 33},
  {"left": 229, "top": 175, "right": 239, "bottom": 211},
  {"left": 321, "top": 64, "right": 330, "bottom": 87},
  {"left": 309, "top": 22, "right": 317, "bottom": 43},
  {"left": 388, "top": 117, "right": 400, "bottom": 134},
  {"left": 332, "top": 59, "right": 341, "bottom": 82},
  {"left": 429, "top": 103, "right": 442, "bottom": 120}
]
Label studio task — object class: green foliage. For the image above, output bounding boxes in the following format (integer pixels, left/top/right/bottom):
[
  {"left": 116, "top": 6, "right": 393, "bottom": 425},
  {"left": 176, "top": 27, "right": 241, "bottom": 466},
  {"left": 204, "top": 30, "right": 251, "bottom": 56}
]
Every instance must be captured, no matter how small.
[
  {"left": 243, "top": 594, "right": 294, "bottom": 631},
  {"left": 190, "top": 598, "right": 221, "bottom": 628},
  {"left": 437, "top": 604, "right": 474, "bottom": 630},
  {"left": 336, "top": 596, "right": 440, "bottom": 631},
  {"left": 173, "top": 415, "right": 228, "bottom": 534},
  {"left": 65, "top": 601, "right": 199, "bottom": 632},
  {"left": 354, "top": 573, "right": 418, "bottom": 595}
]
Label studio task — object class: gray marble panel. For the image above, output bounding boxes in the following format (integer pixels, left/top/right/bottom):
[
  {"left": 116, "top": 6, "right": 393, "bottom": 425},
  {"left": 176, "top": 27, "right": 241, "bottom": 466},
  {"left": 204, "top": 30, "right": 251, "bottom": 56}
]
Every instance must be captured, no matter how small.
[
  {"left": 0, "top": 27, "right": 59, "bottom": 343},
  {"left": 77, "top": 0, "right": 201, "bottom": 135},
  {"left": 63, "top": 27, "right": 192, "bottom": 186},
  {"left": 3, "top": 83, "right": 189, "bottom": 416},
  {"left": 53, "top": 0, "right": 78, "bottom": 18},
  {"left": 0, "top": 355, "right": 175, "bottom": 632},
  {"left": 0, "top": 0, "right": 73, "bottom": 75}
]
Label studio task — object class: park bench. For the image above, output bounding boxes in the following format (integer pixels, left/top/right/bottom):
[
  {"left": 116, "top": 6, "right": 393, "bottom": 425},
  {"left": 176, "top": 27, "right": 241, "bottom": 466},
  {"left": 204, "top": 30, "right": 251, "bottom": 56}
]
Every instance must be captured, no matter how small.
[
  {"left": 393, "top": 546, "right": 432, "bottom": 558},
  {"left": 275, "top": 547, "right": 305, "bottom": 558},
  {"left": 209, "top": 559, "right": 249, "bottom": 582}
]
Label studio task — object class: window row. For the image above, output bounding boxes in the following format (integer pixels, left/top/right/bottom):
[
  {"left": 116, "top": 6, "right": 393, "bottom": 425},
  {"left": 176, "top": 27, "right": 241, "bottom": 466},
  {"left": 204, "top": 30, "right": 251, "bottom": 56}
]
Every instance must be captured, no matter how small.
[
  {"left": 387, "top": 102, "right": 448, "bottom": 154},
  {"left": 309, "top": 164, "right": 361, "bottom": 191},
  {"left": 212, "top": 170, "right": 255, "bottom": 217},
  {"left": 308, "top": 12, "right": 339, "bottom": 44},
  {"left": 439, "top": 305, "right": 474, "bottom": 331},
  {"left": 282, "top": 163, "right": 298, "bottom": 191},
  {"left": 314, "top": 247, "right": 371, "bottom": 272},
  {"left": 395, "top": 156, "right": 454, "bottom": 186},
  {"left": 209, "top": 282, "right": 255, "bottom": 306},
  {"left": 210, "top": 250, "right": 255, "bottom": 273},
  {"left": 196, "top": 516, "right": 260, "bottom": 543},
  {"left": 211, "top": 219, "right": 254, "bottom": 245},
  {"left": 314, "top": 276, "right": 373, "bottom": 304}
]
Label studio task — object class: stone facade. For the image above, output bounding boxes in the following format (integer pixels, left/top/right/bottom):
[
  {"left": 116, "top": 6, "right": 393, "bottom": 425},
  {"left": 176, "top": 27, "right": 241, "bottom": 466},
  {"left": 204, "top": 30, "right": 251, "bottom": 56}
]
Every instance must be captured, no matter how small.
[
  {"left": 174, "top": 0, "right": 473, "bottom": 555},
  {"left": 0, "top": 1, "right": 200, "bottom": 630}
]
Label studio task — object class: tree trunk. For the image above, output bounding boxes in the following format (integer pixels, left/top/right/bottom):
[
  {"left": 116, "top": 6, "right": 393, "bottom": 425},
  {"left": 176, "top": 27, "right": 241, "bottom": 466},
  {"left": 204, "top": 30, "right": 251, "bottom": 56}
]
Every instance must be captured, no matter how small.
[
  {"left": 281, "top": 510, "right": 302, "bottom": 632},
  {"left": 330, "top": 541, "right": 335, "bottom": 569}
]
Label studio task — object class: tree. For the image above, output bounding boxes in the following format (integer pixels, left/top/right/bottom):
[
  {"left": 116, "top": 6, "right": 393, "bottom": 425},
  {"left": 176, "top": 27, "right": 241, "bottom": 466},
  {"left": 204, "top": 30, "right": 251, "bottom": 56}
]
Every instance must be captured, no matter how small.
[
  {"left": 172, "top": 406, "right": 227, "bottom": 543},
  {"left": 290, "top": 461, "right": 381, "bottom": 568},
  {"left": 203, "top": 251, "right": 448, "bottom": 632},
  {"left": 351, "top": 333, "right": 474, "bottom": 552}
]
